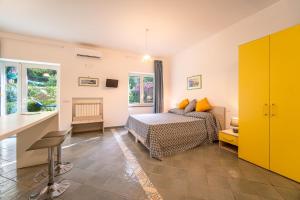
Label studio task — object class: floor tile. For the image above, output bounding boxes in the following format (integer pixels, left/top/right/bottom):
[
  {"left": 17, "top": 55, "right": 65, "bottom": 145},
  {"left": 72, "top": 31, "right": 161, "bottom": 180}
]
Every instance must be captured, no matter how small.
[
  {"left": 275, "top": 186, "right": 300, "bottom": 200},
  {"left": 0, "top": 178, "right": 17, "bottom": 194},
  {"left": 228, "top": 177, "right": 284, "bottom": 199},
  {"left": 267, "top": 171, "right": 299, "bottom": 189},
  {"left": 207, "top": 186, "right": 235, "bottom": 200},
  {"left": 158, "top": 187, "right": 186, "bottom": 200},
  {"left": 207, "top": 174, "right": 231, "bottom": 189},
  {"left": 233, "top": 192, "right": 260, "bottom": 200},
  {"left": 102, "top": 176, "right": 143, "bottom": 199}
]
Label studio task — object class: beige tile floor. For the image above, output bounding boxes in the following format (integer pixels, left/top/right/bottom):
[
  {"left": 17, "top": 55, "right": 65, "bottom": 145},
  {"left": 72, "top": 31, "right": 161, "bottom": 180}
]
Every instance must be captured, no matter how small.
[{"left": 0, "top": 128, "right": 299, "bottom": 200}]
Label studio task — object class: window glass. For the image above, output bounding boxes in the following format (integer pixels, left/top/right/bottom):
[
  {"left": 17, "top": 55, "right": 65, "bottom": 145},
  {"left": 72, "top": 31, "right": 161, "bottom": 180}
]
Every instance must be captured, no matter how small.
[
  {"left": 128, "top": 74, "right": 154, "bottom": 105},
  {"left": 5, "top": 66, "right": 18, "bottom": 114},
  {"left": 26, "top": 68, "right": 57, "bottom": 112},
  {"left": 129, "top": 76, "right": 140, "bottom": 104},
  {"left": 143, "top": 76, "right": 154, "bottom": 103}
]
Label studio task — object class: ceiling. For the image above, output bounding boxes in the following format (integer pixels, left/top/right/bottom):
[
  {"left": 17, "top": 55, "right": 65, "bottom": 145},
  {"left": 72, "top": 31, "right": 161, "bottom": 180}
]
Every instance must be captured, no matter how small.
[{"left": 0, "top": 0, "right": 278, "bottom": 56}]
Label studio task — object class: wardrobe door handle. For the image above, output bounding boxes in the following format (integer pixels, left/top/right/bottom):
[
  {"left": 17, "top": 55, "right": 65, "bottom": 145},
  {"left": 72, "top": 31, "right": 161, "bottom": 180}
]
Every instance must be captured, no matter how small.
[{"left": 263, "top": 104, "right": 269, "bottom": 116}]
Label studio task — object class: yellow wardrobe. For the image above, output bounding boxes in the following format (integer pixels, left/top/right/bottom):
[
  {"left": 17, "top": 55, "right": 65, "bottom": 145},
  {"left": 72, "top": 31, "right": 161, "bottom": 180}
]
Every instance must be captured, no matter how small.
[{"left": 239, "top": 24, "right": 300, "bottom": 182}]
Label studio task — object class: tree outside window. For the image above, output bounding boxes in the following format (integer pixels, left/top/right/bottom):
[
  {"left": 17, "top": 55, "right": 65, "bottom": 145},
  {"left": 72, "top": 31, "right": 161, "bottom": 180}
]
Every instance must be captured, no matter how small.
[
  {"left": 143, "top": 76, "right": 154, "bottom": 103},
  {"left": 129, "top": 74, "right": 154, "bottom": 106},
  {"left": 129, "top": 76, "right": 140, "bottom": 104},
  {"left": 27, "top": 68, "right": 57, "bottom": 112}
]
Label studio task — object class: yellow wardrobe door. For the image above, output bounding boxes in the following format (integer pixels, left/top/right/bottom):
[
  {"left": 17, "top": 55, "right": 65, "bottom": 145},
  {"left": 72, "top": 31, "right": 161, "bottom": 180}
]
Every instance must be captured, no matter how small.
[
  {"left": 238, "top": 36, "right": 270, "bottom": 169},
  {"left": 270, "top": 25, "right": 300, "bottom": 182}
]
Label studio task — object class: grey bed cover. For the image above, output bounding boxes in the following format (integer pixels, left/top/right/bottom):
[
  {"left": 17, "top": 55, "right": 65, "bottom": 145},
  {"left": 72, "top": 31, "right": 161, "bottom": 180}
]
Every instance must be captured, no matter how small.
[{"left": 125, "top": 112, "right": 219, "bottom": 159}]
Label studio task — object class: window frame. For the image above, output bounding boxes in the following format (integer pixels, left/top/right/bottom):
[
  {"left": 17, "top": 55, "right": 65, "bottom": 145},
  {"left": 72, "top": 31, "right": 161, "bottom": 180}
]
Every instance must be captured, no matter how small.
[
  {"left": 128, "top": 72, "right": 154, "bottom": 107},
  {"left": 21, "top": 63, "right": 60, "bottom": 113},
  {"left": 0, "top": 59, "right": 60, "bottom": 115}
]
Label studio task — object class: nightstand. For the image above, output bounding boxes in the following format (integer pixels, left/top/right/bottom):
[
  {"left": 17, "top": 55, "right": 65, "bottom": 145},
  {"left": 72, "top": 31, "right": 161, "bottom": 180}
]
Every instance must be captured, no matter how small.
[{"left": 219, "top": 129, "right": 238, "bottom": 154}]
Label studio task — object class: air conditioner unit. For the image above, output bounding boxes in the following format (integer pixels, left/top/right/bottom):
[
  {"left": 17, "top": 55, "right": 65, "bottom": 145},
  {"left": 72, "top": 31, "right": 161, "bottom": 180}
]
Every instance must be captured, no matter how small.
[{"left": 76, "top": 48, "right": 102, "bottom": 59}]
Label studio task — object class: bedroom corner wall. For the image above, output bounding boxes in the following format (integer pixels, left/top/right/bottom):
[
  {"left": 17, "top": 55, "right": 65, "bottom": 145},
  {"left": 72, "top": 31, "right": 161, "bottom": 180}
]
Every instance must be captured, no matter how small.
[{"left": 169, "top": 0, "right": 300, "bottom": 127}]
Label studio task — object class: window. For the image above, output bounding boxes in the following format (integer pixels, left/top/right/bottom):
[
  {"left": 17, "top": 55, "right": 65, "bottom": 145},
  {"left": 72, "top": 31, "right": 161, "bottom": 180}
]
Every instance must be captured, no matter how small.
[
  {"left": 0, "top": 59, "right": 59, "bottom": 115},
  {"left": 129, "top": 73, "right": 154, "bottom": 106},
  {"left": 24, "top": 66, "right": 58, "bottom": 112}
]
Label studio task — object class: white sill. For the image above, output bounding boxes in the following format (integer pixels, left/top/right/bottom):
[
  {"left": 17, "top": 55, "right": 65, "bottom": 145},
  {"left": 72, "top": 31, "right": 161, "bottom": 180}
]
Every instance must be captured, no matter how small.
[{"left": 128, "top": 104, "right": 154, "bottom": 108}]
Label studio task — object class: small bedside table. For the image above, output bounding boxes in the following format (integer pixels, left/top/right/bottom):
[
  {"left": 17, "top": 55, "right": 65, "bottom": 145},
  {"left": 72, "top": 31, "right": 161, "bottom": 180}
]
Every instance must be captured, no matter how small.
[{"left": 219, "top": 129, "right": 238, "bottom": 154}]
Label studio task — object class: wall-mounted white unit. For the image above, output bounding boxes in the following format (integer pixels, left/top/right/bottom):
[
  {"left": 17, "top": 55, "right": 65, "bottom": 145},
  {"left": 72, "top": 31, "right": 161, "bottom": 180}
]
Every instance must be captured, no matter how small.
[{"left": 75, "top": 48, "right": 102, "bottom": 59}]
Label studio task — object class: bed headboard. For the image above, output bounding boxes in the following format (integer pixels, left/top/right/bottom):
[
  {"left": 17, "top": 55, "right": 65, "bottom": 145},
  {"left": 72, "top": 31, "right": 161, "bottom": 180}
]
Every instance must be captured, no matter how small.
[{"left": 209, "top": 106, "right": 226, "bottom": 130}]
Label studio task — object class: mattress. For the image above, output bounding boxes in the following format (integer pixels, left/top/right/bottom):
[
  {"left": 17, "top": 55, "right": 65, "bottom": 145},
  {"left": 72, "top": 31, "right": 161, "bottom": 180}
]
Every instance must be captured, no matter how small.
[{"left": 125, "top": 112, "right": 218, "bottom": 159}]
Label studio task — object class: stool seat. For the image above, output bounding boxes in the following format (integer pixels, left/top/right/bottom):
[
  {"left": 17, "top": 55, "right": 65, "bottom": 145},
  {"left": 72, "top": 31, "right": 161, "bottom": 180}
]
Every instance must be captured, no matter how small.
[
  {"left": 27, "top": 137, "right": 65, "bottom": 151},
  {"left": 43, "top": 127, "right": 72, "bottom": 138},
  {"left": 43, "top": 130, "right": 69, "bottom": 138}
]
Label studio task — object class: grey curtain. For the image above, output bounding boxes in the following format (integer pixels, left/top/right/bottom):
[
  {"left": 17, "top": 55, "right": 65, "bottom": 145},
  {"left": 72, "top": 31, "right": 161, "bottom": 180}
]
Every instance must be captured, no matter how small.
[{"left": 154, "top": 60, "right": 164, "bottom": 113}]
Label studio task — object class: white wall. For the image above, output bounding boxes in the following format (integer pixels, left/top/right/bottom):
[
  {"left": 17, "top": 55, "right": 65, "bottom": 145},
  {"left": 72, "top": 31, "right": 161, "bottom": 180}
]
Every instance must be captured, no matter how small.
[
  {"left": 0, "top": 32, "right": 170, "bottom": 130},
  {"left": 170, "top": 0, "right": 300, "bottom": 127}
]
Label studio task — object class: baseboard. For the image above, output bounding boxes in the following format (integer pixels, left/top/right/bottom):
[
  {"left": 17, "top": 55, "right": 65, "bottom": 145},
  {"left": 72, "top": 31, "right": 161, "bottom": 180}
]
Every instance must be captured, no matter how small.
[{"left": 105, "top": 125, "right": 125, "bottom": 129}]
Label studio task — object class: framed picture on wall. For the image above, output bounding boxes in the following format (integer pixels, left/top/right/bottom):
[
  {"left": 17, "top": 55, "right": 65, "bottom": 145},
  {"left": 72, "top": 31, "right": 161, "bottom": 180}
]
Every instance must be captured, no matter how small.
[
  {"left": 187, "top": 75, "right": 202, "bottom": 90},
  {"left": 78, "top": 77, "right": 99, "bottom": 87}
]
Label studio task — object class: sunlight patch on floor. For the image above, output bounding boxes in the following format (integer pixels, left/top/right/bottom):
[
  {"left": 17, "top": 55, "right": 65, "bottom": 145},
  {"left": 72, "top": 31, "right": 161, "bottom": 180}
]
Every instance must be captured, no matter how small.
[
  {"left": 0, "top": 160, "right": 16, "bottom": 168},
  {"left": 62, "top": 136, "right": 101, "bottom": 149},
  {"left": 112, "top": 129, "right": 163, "bottom": 200}
]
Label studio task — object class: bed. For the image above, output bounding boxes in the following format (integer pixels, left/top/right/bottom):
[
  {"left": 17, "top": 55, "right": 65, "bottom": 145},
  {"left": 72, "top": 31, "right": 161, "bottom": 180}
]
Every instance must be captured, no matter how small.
[{"left": 125, "top": 106, "right": 225, "bottom": 159}]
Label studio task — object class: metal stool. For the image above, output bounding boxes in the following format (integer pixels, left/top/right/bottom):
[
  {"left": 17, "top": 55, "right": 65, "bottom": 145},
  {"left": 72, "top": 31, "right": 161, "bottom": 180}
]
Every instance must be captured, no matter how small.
[
  {"left": 42, "top": 129, "right": 73, "bottom": 176},
  {"left": 27, "top": 137, "right": 70, "bottom": 200}
]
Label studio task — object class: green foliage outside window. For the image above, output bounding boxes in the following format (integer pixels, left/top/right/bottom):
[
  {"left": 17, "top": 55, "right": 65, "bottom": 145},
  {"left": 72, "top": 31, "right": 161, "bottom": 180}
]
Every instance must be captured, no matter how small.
[
  {"left": 4, "top": 67, "right": 57, "bottom": 114},
  {"left": 27, "top": 68, "right": 57, "bottom": 112},
  {"left": 143, "top": 76, "right": 154, "bottom": 103},
  {"left": 6, "top": 66, "right": 18, "bottom": 114},
  {"left": 129, "top": 75, "right": 154, "bottom": 105},
  {"left": 129, "top": 76, "right": 140, "bottom": 104}
]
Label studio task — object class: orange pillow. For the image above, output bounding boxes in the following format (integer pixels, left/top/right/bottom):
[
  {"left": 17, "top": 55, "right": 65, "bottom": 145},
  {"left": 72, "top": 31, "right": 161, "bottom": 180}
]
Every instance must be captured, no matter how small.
[
  {"left": 196, "top": 98, "right": 212, "bottom": 112},
  {"left": 178, "top": 99, "right": 189, "bottom": 109}
]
